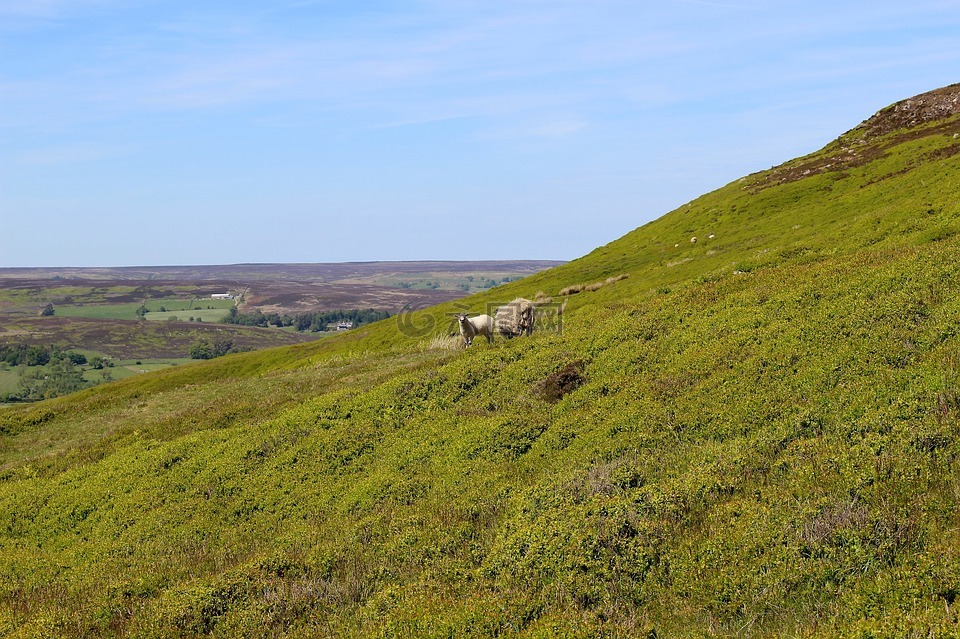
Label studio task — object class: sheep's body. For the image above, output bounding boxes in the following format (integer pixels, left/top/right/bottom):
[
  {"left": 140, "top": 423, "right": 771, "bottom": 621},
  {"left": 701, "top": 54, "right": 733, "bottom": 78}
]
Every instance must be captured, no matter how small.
[
  {"left": 457, "top": 314, "right": 494, "bottom": 346},
  {"left": 495, "top": 298, "right": 535, "bottom": 338}
]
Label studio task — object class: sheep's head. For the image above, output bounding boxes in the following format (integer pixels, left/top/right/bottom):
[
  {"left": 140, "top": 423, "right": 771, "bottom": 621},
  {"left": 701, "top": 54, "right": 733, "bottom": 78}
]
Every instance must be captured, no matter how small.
[{"left": 456, "top": 314, "right": 469, "bottom": 327}]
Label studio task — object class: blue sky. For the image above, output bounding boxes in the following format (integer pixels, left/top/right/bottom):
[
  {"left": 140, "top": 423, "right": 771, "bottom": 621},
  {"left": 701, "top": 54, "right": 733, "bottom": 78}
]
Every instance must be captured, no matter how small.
[{"left": 1, "top": 0, "right": 958, "bottom": 267}]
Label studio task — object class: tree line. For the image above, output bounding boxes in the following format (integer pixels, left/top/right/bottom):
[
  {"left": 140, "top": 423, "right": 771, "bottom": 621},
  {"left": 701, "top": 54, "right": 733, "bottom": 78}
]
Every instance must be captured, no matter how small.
[
  {"left": 188, "top": 339, "right": 250, "bottom": 360},
  {"left": 0, "top": 344, "right": 88, "bottom": 367},
  {"left": 221, "top": 307, "right": 391, "bottom": 331}
]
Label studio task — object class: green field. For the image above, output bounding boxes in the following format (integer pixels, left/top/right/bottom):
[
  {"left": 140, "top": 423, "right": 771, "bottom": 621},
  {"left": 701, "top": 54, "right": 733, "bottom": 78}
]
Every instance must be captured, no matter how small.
[
  {"left": 53, "top": 298, "right": 235, "bottom": 322},
  {"left": 0, "top": 369, "right": 19, "bottom": 396},
  {"left": 2, "top": 86, "right": 960, "bottom": 637}
]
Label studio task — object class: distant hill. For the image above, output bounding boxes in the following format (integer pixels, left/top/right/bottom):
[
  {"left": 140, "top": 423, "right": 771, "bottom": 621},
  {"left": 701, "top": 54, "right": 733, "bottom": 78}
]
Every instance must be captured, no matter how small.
[
  {"left": 0, "top": 260, "right": 565, "bottom": 316},
  {"left": 0, "top": 260, "right": 563, "bottom": 372},
  {"left": 0, "top": 260, "right": 565, "bottom": 283},
  {"left": 2, "top": 85, "right": 960, "bottom": 637}
]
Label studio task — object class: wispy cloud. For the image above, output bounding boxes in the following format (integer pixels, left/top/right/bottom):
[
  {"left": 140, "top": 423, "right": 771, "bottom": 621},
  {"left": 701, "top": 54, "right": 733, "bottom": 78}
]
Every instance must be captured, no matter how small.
[
  {"left": 667, "top": 0, "right": 755, "bottom": 9},
  {"left": 2, "top": 0, "right": 959, "bottom": 266},
  {"left": 15, "top": 142, "right": 133, "bottom": 166},
  {"left": 0, "top": 0, "right": 132, "bottom": 25},
  {"left": 1, "top": 2, "right": 699, "bottom": 131},
  {"left": 480, "top": 116, "right": 590, "bottom": 141}
]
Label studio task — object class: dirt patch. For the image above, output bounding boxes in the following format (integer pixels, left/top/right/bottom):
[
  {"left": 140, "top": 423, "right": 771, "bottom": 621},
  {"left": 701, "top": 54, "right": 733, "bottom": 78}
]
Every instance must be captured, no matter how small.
[{"left": 534, "top": 360, "right": 587, "bottom": 403}]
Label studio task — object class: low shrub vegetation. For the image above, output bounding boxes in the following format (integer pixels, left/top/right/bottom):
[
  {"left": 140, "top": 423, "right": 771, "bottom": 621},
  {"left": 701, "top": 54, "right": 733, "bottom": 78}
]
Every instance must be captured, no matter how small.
[{"left": 2, "top": 86, "right": 960, "bottom": 637}]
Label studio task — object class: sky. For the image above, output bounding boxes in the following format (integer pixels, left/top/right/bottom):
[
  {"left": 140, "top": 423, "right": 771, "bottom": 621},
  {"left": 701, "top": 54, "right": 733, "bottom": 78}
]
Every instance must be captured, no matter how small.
[{"left": 1, "top": 1, "right": 958, "bottom": 268}]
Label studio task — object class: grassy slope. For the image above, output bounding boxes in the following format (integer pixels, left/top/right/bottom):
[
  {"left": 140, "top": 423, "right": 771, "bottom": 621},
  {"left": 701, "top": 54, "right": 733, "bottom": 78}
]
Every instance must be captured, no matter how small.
[{"left": 2, "top": 89, "right": 960, "bottom": 637}]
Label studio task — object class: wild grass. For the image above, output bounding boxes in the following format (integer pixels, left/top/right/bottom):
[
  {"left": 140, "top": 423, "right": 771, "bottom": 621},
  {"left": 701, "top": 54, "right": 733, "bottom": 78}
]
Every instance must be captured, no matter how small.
[
  {"left": 558, "top": 272, "right": 629, "bottom": 296},
  {"left": 421, "top": 334, "right": 464, "bottom": 352},
  {"left": 2, "top": 100, "right": 960, "bottom": 637}
]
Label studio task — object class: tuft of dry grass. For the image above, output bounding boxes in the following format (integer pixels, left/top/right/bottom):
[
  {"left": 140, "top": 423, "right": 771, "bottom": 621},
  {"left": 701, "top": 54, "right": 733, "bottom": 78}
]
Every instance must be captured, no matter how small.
[
  {"left": 421, "top": 334, "right": 463, "bottom": 351},
  {"left": 559, "top": 284, "right": 584, "bottom": 296},
  {"left": 558, "top": 273, "right": 628, "bottom": 296}
]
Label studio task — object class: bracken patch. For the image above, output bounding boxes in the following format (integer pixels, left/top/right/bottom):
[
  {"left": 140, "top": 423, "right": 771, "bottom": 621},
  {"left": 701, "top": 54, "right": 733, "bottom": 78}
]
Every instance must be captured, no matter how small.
[{"left": 533, "top": 360, "right": 587, "bottom": 403}]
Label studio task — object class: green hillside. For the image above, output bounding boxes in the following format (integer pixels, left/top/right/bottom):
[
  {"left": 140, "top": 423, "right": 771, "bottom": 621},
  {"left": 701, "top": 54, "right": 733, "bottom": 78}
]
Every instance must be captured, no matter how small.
[{"left": 3, "top": 85, "right": 960, "bottom": 637}]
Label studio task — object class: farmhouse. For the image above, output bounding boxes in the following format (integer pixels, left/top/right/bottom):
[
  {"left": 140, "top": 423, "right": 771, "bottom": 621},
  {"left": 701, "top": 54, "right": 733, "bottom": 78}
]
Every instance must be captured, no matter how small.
[
  {"left": 211, "top": 293, "right": 235, "bottom": 300},
  {"left": 336, "top": 321, "right": 354, "bottom": 330}
]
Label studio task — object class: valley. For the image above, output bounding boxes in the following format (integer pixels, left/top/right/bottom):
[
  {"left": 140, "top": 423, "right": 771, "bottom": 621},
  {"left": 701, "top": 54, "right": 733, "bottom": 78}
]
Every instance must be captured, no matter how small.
[{"left": 0, "top": 261, "right": 562, "bottom": 401}]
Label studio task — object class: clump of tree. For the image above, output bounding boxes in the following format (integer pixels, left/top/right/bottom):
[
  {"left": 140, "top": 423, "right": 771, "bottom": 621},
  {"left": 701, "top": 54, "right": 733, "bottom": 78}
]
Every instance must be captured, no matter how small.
[
  {"left": 0, "top": 344, "right": 86, "bottom": 367},
  {"left": 188, "top": 339, "right": 250, "bottom": 360},
  {"left": 88, "top": 356, "right": 113, "bottom": 370},
  {"left": 16, "top": 358, "right": 89, "bottom": 400},
  {"left": 1, "top": 344, "right": 51, "bottom": 367},
  {"left": 222, "top": 308, "right": 390, "bottom": 332},
  {"left": 39, "top": 303, "right": 55, "bottom": 317},
  {"left": 3, "top": 348, "right": 99, "bottom": 402}
]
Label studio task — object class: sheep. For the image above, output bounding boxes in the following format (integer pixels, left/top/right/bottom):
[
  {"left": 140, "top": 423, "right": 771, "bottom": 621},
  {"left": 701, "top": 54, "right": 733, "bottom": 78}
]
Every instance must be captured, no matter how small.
[
  {"left": 456, "top": 313, "right": 494, "bottom": 347},
  {"left": 495, "top": 298, "right": 535, "bottom": 338}
]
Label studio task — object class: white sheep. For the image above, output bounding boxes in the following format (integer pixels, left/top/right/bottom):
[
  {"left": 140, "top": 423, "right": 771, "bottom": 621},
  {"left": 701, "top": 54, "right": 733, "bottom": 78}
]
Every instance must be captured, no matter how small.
[{"left": 456, "top": 313, "right": 494, "bottom": 346}]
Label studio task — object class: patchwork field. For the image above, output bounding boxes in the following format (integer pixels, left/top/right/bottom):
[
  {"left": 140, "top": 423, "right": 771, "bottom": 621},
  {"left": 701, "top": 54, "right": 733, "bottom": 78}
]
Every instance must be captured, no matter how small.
[
  {"left": 0, "top": 316, "right": 319, "bottom": 360},
  {"left": 0, "top": 261, "right": 562, "bottom": 402},
  {"left": 0, "top": 261, "right": 562, "bottom": 317}
]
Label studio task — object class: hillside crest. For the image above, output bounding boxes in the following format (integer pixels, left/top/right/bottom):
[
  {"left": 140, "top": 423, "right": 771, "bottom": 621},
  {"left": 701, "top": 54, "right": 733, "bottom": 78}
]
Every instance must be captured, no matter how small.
[{"left": 853, "top": 82, "right": 960, "bottom": 139}]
